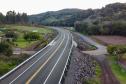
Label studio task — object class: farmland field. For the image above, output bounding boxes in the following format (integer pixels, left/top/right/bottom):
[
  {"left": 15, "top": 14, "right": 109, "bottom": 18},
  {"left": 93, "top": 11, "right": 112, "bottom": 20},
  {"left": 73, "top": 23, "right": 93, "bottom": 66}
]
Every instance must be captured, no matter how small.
[{"left": 92, "top": 36, "right": 126, "bottom": 45}]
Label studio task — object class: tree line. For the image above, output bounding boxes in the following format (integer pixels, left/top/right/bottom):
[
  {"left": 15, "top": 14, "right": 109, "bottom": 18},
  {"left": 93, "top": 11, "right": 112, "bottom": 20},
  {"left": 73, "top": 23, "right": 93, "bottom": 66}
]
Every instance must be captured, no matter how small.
[
  {"left": 74, "top": 21, "right": 126, "bottom": 36},
  {"left": 0, "top": 11, "right": 28, "bottom": 24},
  {"left": 74, "top": 3, "right": 126, "bottom": 36}
]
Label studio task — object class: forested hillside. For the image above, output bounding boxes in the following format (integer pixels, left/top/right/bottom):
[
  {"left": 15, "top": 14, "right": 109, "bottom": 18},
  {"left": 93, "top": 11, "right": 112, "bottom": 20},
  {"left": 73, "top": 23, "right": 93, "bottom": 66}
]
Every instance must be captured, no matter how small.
[
  {"left": 75, "top": 3, "right": 126, "bottom": 35},
  {"left": 29, "top": 2, "right": 126, "bottom": 35},
  {"left": 29, "top": 9, "right": 94, "bottom": 26}
]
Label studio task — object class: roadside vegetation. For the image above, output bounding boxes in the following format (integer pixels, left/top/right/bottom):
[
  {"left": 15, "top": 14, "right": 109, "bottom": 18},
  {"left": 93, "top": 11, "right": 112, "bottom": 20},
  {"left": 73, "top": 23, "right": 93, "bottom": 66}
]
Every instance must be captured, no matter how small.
[
  {"left": 0, "top": 54, "right": 29, "bottom": 76},
  {"left": 83, "top": 61, "right": 102, "bottom": 84},
  {"left": 0, "top": 25, "right": 55, "bottom": 76},
  {"left": 0, "top": 10, "right": 56, "bottom": 76},
  {"left": 107, "top": 45, "right": 126, "bottom": 84},
  {"left": 108, "top": 55, "right": 126, "bottom": 84}
]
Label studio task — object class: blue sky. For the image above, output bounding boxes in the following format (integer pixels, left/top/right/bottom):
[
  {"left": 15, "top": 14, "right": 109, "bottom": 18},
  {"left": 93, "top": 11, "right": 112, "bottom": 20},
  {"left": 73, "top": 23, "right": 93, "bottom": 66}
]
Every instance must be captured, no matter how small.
[{"left": 0, "top": 0, "right": 125, "bottom": 15}]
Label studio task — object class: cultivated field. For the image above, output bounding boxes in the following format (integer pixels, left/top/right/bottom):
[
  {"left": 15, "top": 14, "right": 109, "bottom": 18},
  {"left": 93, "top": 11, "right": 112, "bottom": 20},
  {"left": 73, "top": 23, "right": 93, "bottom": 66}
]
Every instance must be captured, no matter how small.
[{"left": 92, "top": 36, "right": 126, "bottom": 45}]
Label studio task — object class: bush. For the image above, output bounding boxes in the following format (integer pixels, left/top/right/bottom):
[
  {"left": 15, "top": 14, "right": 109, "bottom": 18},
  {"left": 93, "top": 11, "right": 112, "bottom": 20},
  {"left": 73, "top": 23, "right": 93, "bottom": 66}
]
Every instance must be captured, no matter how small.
[
  {"left": 107, "top": 45, "right": 117, "bottom": 55},
  {"left": 24, "top": 32, "right": 40, "bottom": 41},
  {"left": 5, "top": 31, "right": 18, "bottom": 40},
  {"left": 107, "top": 45, "right": 126, "bottom": 55},
  {"left": 4, "top": 48, "right": 13, "bottom": 56},
  {"left": 0, "top": 42, "right": 12, "bottom": 56}
]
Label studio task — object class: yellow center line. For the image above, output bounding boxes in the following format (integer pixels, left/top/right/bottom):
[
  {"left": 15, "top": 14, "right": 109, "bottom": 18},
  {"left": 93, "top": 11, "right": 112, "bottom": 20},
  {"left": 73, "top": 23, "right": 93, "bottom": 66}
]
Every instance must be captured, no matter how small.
[{"left": 26, "top": 34, "right": 65, "bottom": 84}]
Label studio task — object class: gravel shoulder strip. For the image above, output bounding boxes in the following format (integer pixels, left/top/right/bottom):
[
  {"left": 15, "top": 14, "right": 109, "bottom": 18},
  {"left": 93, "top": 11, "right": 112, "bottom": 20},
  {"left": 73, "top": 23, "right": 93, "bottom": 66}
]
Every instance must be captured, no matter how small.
[{"left": 64, "top": 48, "right": 97, "bottom": 84}]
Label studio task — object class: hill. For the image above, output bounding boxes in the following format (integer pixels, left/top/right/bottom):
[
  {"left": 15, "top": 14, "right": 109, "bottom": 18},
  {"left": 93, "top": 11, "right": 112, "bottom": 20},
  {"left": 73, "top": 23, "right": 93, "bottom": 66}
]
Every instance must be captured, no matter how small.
[
  {"left": 29, "top": 8, "right": 94, "bottom": 26},
  {"left": 29, "top": 3, "right": 126, "bottom": 27}
]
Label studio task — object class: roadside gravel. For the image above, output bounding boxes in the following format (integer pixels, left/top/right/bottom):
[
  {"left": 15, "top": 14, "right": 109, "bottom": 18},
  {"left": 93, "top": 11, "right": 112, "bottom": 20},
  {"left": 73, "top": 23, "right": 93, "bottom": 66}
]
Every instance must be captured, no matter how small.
[{"left": 64, "top": 48, "right": 97, "bottom": 84}]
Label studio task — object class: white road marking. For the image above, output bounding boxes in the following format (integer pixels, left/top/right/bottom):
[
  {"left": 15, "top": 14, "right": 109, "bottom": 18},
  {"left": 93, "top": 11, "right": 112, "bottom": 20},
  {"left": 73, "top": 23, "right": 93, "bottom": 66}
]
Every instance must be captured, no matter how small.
[
  {"left": 43, "top": 32, "right": 70, "bottom": 84},
  {"left": 0, "top": 32, "right": 60, "bottom": 80},
  {"left": 26, "top": 33, "right": 66, "bottom": 84},
  {"left": 48, "top": 40, "right": 56, "bottom": 46},
  {"left": 58, "top": 33, "right": 73, "bottom": 84},
  {"left": 9, "top": 33, "right": 64, "bottom": 84}
]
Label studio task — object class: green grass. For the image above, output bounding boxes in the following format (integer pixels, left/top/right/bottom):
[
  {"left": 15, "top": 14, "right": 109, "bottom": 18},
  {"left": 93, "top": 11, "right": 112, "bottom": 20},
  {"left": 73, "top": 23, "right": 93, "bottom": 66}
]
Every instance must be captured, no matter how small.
[
  {"left": 108, "top": 55, "right": 126, "bottom": 84},
  {"left": 2, "top": 25, "right": 53, "bottom": 48},
  {"left": 4, "top": 25, "right": 52, "bottom": 34},
  {"left": 0, "top": 54, "right": 29, "bottom": 76},
  {"left": 14, "top": 33, "right": 38, "bottom": 48},
  {"left": 0, "top": 60, "right": 16, "bottom": 76},
  {"left": 14, "top": 41, "right": 37, "bottom": 48},
  {"left": 83, "top": 61, "right": 102, "bottom": 84}
]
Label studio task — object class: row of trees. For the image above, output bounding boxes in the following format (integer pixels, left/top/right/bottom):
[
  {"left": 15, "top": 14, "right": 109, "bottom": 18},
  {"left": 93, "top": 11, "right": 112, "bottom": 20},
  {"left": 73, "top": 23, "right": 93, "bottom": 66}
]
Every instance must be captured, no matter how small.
[
  {"left": 0, "top": 11, "right": 28, "bottom": 24},
  {"left": 74, "top": 21, "right": 126, "bottom": 36}
]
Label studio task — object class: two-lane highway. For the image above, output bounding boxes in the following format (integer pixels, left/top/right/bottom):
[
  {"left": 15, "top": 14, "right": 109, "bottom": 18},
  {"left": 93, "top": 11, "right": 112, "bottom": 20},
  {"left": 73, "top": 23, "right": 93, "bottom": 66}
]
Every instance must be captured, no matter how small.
[{"left": 0, "top": 27, "right": 73, "bottom": 84}]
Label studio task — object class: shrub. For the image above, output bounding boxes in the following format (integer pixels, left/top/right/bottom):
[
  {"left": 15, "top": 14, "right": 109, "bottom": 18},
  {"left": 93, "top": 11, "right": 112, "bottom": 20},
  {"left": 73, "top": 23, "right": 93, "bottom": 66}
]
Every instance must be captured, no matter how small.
[
  {"left": 5, "top": 31, "right": 18, "bottom": 41},
  {"left": 107, "top": 45, "right": 117, "bottom": 55},
  {"left": 0, "top": 42, "right": 12, "bottom": 56},
  {"left": 24, "top": 32, "right": 40, "bottom": 41},
  {"left": 4, "top": 47, "right": 13, "bottom": 56},
  {"left": 107, "top": 45, "right": 126, "bottom": 55}
]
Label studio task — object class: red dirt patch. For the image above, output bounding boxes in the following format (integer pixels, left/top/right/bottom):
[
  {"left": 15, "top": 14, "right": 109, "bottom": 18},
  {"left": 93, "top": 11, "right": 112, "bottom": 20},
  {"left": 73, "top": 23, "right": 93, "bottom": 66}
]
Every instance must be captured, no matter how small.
[{"left": 92, "top": 36, "right": 126, "bottom": 45}]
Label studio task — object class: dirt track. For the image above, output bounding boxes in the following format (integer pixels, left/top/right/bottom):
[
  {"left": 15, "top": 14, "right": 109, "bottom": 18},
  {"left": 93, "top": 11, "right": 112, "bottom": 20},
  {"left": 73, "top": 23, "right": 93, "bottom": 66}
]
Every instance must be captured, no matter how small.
[
  {"left": 67, "top": 32, "right": 120, "bottom": 84},
  {"left": 95, "top": 56, "right": 120, "bottom": 84}
]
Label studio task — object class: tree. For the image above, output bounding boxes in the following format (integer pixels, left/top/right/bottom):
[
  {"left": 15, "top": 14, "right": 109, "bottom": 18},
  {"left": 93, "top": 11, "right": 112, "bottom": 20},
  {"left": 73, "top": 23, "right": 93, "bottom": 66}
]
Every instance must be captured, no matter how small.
[
  {"left": 0, "top": 42, "right": 12, "bottom": 56},
  {"left": 15, "top": 13, "right": 21, "bottom": 23},
  {"left": 5, "top": 31, "right": 18, "bottom": 40},
  {"left": 21, "top": 13, "right": 28, "bottom": 24},
  {"left": 24, "top": 32, "right": 40, "bottom": 41},
  {"left": 6, "top": 11, "right": 16, "bottom": 24},
  {"left": 5, "top": 11, "right": 28, "bottom": 24},
  {"left": 0, "top": 12, "right": 5, "bottom": 24}
]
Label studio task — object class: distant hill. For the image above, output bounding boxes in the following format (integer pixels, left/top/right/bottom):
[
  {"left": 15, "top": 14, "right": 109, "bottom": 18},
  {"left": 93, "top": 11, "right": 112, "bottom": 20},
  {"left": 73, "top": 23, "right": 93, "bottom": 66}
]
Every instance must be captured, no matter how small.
[
  {"left": 29, "top": 3, "right": 126, "bottom": 26},
  {"left": 29, "top": 8, "right": 94, "bottom": 26}
]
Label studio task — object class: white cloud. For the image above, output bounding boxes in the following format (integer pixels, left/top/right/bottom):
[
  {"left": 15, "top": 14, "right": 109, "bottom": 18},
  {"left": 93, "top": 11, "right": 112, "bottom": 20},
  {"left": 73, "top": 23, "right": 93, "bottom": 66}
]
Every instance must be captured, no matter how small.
[{"left": 0, "top": 0, "right": 125, "bottom": 15}]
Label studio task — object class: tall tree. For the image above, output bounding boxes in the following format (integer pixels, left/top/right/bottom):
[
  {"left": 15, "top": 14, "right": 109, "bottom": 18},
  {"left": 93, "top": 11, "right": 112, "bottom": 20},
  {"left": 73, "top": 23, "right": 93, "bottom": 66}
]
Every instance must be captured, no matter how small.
[
  {"left": 0, "top": 12, "right": 5, "bottom": 24},
  {"left": 6, "top": 11, "right": 16, "bottom": 24}
]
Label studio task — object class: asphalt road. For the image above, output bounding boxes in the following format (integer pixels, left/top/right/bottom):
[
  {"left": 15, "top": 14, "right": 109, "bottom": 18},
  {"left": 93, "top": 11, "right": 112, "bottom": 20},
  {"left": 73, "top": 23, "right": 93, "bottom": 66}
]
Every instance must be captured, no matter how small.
[{"left": 0, "top": 27, "right": 73, "bottom": 84}]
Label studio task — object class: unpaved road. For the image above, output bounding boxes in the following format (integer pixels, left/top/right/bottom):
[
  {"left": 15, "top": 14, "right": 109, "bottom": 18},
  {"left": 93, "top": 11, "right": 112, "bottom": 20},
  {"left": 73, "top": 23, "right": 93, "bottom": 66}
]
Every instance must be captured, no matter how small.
[
  {"left": 73, "top": 32, "right": 120, "bottom": 84},
  {"left": 75, "top": 32, "right": 107, "bottom": 56}
]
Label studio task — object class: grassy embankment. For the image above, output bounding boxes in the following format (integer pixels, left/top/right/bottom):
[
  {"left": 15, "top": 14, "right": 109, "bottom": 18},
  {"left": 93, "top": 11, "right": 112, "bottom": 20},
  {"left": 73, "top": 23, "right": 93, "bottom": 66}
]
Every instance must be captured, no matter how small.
[{"left": 108, "top": 55, "right": 126, "bottom": 84}]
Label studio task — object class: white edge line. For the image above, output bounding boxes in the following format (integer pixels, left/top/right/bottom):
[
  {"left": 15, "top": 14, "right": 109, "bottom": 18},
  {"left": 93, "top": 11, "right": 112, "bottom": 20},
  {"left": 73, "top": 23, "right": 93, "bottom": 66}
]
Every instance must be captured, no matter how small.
[
  {"left": 0, "top": 29, "right": 59, "bottom": 80},
  {"left": 43, "top": 31, "right": 70, "bottom": 84},
  {"left": 9, "top": 33, "right": 65, "bottom": 84},
  {"left": 58, "top": 32, "right": 73, "bottom": 84}
]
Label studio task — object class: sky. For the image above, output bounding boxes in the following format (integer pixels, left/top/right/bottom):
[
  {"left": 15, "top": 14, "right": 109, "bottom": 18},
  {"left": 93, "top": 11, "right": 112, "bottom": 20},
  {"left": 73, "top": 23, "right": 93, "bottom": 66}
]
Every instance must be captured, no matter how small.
[{"left": 0, "top": 0, "right": 125, "bottom": 15}]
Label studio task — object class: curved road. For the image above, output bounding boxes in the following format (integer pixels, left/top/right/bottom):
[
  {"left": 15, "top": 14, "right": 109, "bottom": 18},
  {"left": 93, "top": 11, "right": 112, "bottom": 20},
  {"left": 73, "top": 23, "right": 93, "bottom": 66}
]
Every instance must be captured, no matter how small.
[{"left": 0, "top": 27, "right": 73, "bottom": 84}]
